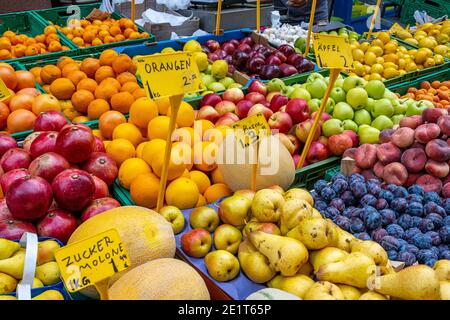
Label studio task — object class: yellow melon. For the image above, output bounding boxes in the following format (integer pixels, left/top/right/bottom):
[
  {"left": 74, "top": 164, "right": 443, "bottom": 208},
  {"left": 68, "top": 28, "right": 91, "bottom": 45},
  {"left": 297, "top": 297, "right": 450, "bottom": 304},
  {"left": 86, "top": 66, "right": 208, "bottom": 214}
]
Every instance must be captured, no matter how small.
[{"left": 108, "top": 258, "right": 210, "bottom": 300}]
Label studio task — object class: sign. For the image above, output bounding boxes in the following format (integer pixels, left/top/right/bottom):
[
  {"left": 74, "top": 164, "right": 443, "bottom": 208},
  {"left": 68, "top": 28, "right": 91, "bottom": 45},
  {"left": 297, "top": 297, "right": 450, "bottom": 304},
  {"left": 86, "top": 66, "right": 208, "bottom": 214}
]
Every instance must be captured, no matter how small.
[
  {"left": 389, "top": 23, "right": 406, "bottom": 34},
  {"left": 55, "top": 229, "right": 130, "bottom": 293},
  {"left": 0, "top": 79, "right": 11, "bottom": 102},
  {"left": 312, "top": 33, "right": 353, "bottom": 69},
  {"left": 232, "top": 112, "right": 270, "bottom": 148},
  {"left": 134, "top": 51, "right": 201, "bottom": 99}
]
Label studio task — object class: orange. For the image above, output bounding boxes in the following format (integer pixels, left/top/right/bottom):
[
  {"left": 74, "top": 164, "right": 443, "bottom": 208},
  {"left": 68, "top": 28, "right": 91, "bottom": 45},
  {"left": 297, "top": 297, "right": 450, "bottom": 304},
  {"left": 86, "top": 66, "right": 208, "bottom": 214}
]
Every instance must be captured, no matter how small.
[
  {"left": 120, "top": 81, "right": 140, "bottom": 93},
  {"left": 98, "top": 30, "right": 110, "bottom": 41},
  {"left": 50, "top": 78, "right": 76, "bottom": 100},
  {"left": 204, "top": 126, "right": 228, "bottom": 146},
  {"left": 44, "top": 34, "right": 60, "bottom": 45},
  {"left": 94, "top": 65, "right": 115, "bottom": 83},
  {"left": 108, "top": 91, "right": 133, "bottom": 114},
  {"left": 189, "top": 170, "right": 211, "bottom": 194},
  {"left": 12, "top": 44, "right": 26, "bottom": 58},
  {"left": 48, "top": 41, "right": 62, "bottom": 52},
  {"left": 128, "top": 32, "right": 140, "bottom": 40},
  {"left": 99, "top": 77, "right": 121, "bottom": 90},
  {"left": 76, "top": 78, "right": 97, "bottom": 93},
  {"left": 29, "top": 66, "right": 42, "bottom": 80},
  {"left": 61, "top": 63, "right": 81, "bottom": 78},
  {"left": 211, "top": 167, "right": 225, "bottom": 184},
  {"left": 3, "top": 31, "right": 15, "bottom": 39},
  {"left": 132, "top": 88, "right": 146, "bottom": 100},
  {"left": 0, "top": 37, "right": 11, "bottom": 50},
  {"left": 99, "top": 110, "right": 126, "bottom": 140},
  {"left": 72, "top": 37, "right": 85, "bottom": 47},
  {"left": 118, "top": 158, "right": 152, "bottom": 189},
  {"left": 147, "top": 115, "right": 171, "bottom": 140},
  {"left": 151, "top": 148, "right": 186, "bottom": 181},
  {"left": 0, "top": 49, "right": 11, "bottom": 60},
  {"left": 123, "top": 28, "right": 135, "bottom": 38},
  {"left": 196, "top": 194, "right": 207, "bottom": 207},
  {"left": 0, "top": 63, "right": 13, "bottom": 71},
  {"left": 172, "top": 141, "right": 194, "bottom": 171},
  {"left": 34, "top": 34, "right": 46, "bottom": 43},
  {"left": 24, "top": 45, "right": 40, "bottom": 56},
  {"left": 203, "top": 183, "right": 232, "bottom": 203},
  {"left": 94, "top": 84, "right": 118, "bottom": 101},
  {"left": 112, "top": 54, "right": 133, "bottom": 74},
  {"left": 71, "top": 89, "right": 95, "bottom": 113},
  {"left": 130, "top": 172, "right": 160, "bottom": 209},
  {"left": 9, "top": 94, "right": 34, "bottom": 111},
  {"left": 44, "top": 25, "right": 57, "bottom": 35},
  {"left": 128, "top": 97, "right": 158, "bottom": 129},
  {"left": 119, "top": 18, "right": 135, "bottom": 29},
  {"left": 116, "top": 71, "right": 137, "bottom": 85},
  {"left": 112, "top": 122, "right": 143, "bottom": 147},
  {"left": 108, "top": 25, "right": 121, "bottom": 37},
  {"left": 0, "top": 102, "right": 10, "bottom": 129},
  {"left": 57, "top": 56, "right": 75, "bottom": 70},
  {"left": 80, "top": 57, "right": 100, "bottom": 78},
  {"left": 194, "top": 119, "right": 215, "bottom": 139},
  {"left": 16, "top": 87, "right": 40, "bottom": 97},
  {"left": 92, "top": 38, "right": 103, "bottom": 46},
  {"left": 87, "top": 98, "right": 110, "bottom": 120},
  {"left": 155, "top": 96, "right": 170, "bottom": 115},
  {"left": 99, "top": 49, "right": 118, "bottom": 66},
  {"left": 66, "top": 70, "right": 87, "bottom": 86},
  {"left": 7, "top": 109, "right": 36, "bottom": 133},
  {"left": 115, "top": 34, "right": 125, "bottom": 42},
  {"left": 193, "top": 141, "right": 218, "bottom": 172},
  {"left": 14, "top": 70, "right": 35, "bottom": 91},
  {"left": 106, "top": 138, "right": 135, "bottom": 166},
  {"left": 165, "top": 177, "right": 199, "bottom": 209},
  {"left": 0, "top": 66, "right": 18, "bottom": 90},
  {"left": 32, "top": 94, "right": 61, "bottom": 114},
  {"left": 83, "top": 31, "right": 96, "bottom": 44},
  {"left": 173, "top": 127, "right": 200, "bottom": 146},
  {"left": 167, "top": 101, "right": 194, "bottom": 127},
  {"left": 136, "top": 141, "right": 148, "bottom": 159},
  {"left": 141, "top": 138, "right": 166, "bottom": 166},
  {"left": 103, "top": 35, "right": 115, "bottom": 44}
]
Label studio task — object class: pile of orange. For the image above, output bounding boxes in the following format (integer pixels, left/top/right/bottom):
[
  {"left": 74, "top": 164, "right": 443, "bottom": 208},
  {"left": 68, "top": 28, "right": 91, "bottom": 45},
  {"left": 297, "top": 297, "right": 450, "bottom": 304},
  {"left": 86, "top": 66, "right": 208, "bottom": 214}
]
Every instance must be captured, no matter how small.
[
  {"left": 56, "top": 17, "right": 149, "bottom": 48},
  {"left": 403, "top": 80, "right": 450, "bottom": 108},
  {"left": 31, "top": 49, "right": 146, "bottom": 122},
  {"left": 99, "top": 96, "right": 232, "bottom": 210},
  {"left": 0, "top": 26, "right": 69, "bottom": 60}
]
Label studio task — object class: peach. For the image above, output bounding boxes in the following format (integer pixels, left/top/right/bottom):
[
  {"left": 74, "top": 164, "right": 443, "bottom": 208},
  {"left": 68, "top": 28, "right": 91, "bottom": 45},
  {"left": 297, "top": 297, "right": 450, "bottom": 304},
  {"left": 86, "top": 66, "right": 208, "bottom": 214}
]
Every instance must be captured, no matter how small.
[
  {"left": 373, "top": 161, "right": 385, "bottom": 178},
  {"left": 376, "top": 142, "right": 402, "bottom": 165},
  {"left": 425, "top": 159, "right": 449, "bottom": 178},
  {"left": 405, "top": 172, "right": 421, "bottom": 187},
  {"left": 383, "top": 162, "right": 408, "bottom": 186},
  {"left": 442, "top": 182, "right": 450, "bottom": 198},
  {"left": 411, "top": 142, "right": 425, "bottom": 150},
  {"left": 391, "top": 127, "right": 415, "bottom": 148},
  {"left": 361, "top": 169, "right": 377, "bottom": 181},
  {"left": 355, "top": 144, "right": 378, "bottom": 169},
  {"left": 401, "top": 148, "right": 427, "bottom": 173},
  {"left": 422, "top": 108, "right": 448, "bottom": 123},
  {"left": 399, "top": 115, "right": 423, "bottom": 129},
  {"left": 415, "top": 123, "right": 441, "bottom": 144},
  {"left": 342, "top": 147, "right": 357, "bottom": 159},
  {"left": 437, "top": 115, "right": 450, "bottom": 136},
  {"left": 425, "top": 139, "right": 450, "bottom": 162},
  {"left": 416, "top": 174, "right": 443, "bottom": 193},
  {"left": 379, "top": 128, "right": 395, "bottom": 143}
]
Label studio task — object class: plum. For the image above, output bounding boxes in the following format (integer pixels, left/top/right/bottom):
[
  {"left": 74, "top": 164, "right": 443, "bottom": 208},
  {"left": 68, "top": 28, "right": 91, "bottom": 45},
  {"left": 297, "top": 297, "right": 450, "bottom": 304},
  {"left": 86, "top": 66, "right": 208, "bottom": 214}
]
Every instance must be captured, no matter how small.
[
  {"left": 404, "top": 227, "right": 421, "bottom": 241},
  {"left": 425, "top": 231, "right": 441, "bottom": 246},
  {"left": 407, "top": 194, "right": 424, "bottom": 204},
  {"left": 445, "top": 216, "right": 450, "bottom": 226},
  {"left": 335, "top": 216, "right": 351, "bottom": 231},
  {"left": 320, "top": 187, "right": 336, "bottom": 202},
  {"left": 315, "top": 200, "right": 328, "bottom": 212},
  {"left": 375, "top": 198, "right": 388, "bottom": 210},
  {"left": 380, "top": 209, "right": 397, "bottom": 226},
  {"left": 386, "top": 224, "right": 405, "bottom": 238},
  {"left": 434, "top": 205, "right": 446, "bottom": 218},
  {"left": 441, "top": 251, "right": 450, "bottom": 259},
  {"left": 397, "top": 238, "right": 409, "bottom": 248},
  {"left": 331, "top": 173, "right": 346, "bottom": 183},
  {"left": 392, "top": 186, "right": 408, "bottom": 198},
  {"left": 313, "top": 180, "right": 328, "bottom": 193},
  {"left": 397, "top": 251, "right": 416, "bottom": 266},
  {"left": 355, "top": 232, "right": 371, "bottom": 240},
  {"left": 324, "top": 207, "right": 340, "bottom": 219},
  {"left": 397, "top": 214, "right": 414, "bottom": 230},
  {"left": 424, "top": 202, "right": 439, "bottom": 215},
  {"left": 341, "top": 190, "right": 356, "bottom": 206},
  {"left": 350, "top": 181, "right": 368, "bottom": 199},
  {"left": 344, "top": 207, "right": 360, "bottom": 219},
  {"left": 379, "top": 190, "right": 394, "bottom": 203},
  {"left": 426, "top": 213, "right": 444, "bottom": 229},
  {"left": 387, "top": 250, "right": 398, "bottom": 261},
  {"left": 418, "top": 219, "right": 435, "bottom": 232},
  {"left": 411, "top": 216, "right": 423, "bottom": 228},
  {"left": 367, "top": 182, "right": 382, "bottom": 197},
  {"left": 330, "top": 198, "right": 345, "bottom": 212},
  {"left": 408, "top": 185, "right": 425, "bottom": 196},
  {"left": 360, "top": 194, "right": 377, "bottom": 207},
  {"left": 390, "top": 198, "right": 408, "bottom": 213},
  {"left": 386, "top": 184, "right": 398, "bottom": 193},
  {"left": 411, "top": 233, "right": 433, "bottom": 249},
  {"left": 439, "top": 225, "right": 450, "bottom": 243},
  {"left": 350, "top": 217, "right": 365, "bottom": 233},
  {"left": 371, "top": 228, "right": 388, "bottom": 242},
  {"left": 424, "top": 192, "right": 441, "bottom": 205},
  {"left": 364, "top": 210, "right": 382, "bottom": 230},
  {"left": 417, "top": 249, "right": 438, "bottom": 264},
  {"left": 406, "top": 202, "right": 424, "bottom": 217},
  {"left": 310, "top": 190, "right": 320, "bottom": 201},
  {"left": 380, "top": 235, "right": 400, "bottom": 251},
  {"left": 331, "top": 179, "right": 348, "bottom": 195}
]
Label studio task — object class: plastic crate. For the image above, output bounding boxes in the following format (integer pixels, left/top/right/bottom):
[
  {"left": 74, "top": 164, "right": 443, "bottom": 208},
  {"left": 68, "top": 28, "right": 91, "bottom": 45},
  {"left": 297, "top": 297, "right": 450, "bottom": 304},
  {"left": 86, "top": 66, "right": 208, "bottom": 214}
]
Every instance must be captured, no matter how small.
[
  {"left": 34, "top": 3, "right": 155, "bottom": 53},
  {"left": 0, "top": 11, "right": 77, "bottom": 64},
  {"left": 290, "top": 157, "right": 341, "bottom": 190},
  {"left": 324, "top": 165, "right": 341, "bottom": 182},
  {"left": 400, "top": 0, "right": 450, "bottom": 26},
  {"left": 387, "top": 68, "right": 450, "bottom": 96}
]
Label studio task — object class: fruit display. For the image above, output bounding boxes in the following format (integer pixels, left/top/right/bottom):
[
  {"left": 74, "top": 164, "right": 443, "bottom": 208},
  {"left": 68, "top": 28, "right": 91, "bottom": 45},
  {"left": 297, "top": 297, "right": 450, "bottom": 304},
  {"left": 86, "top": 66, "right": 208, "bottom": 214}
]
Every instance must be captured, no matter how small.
[
  {"left": 318, "top": 28, "right": 361, "bottom": 42},
  {"left": 195, "top": 59, "right": 242, "bottom": 96},
  {"left": 261, "top": 24, "right": 308, "bottom": 48},
  {"left": 349, "top": 31, "right": 446, "bottom": 81},
  {"left": 0, "top": 27, "right": 70, "bottom": 60},
  {"left": 403, "top": 79, "right": 450, "bottom": 108}
]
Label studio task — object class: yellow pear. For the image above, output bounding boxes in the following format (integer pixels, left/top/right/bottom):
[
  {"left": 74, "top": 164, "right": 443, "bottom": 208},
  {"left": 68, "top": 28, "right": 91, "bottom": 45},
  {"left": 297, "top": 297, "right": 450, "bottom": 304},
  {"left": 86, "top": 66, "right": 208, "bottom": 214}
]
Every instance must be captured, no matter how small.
[
  {"left": 433, "top": 260, "right": 450, "bottom": 281},
  {"left": 283, "top": 188, "right": 314, "bottom": 206},
  {"left": 0, "top": 239, "right": 20, "bottom": 260},
  {"left": 311, "top": 208, "right": 322, "bottom": 218},
  {"left": 351, "top": 240, "right": 388, "bottom": 266},
  {"left": 374, "top": 265, "right": 441, "bottom": 300},
  {"left": 35, "top": 262, "right": 61, "bottom": 286},
  {"left": 37, "top": 240, "right": 60, "bottom": 266},
  {"left": 440, "top": 281, "right": 450, "bottom": 300},
  {"left": 251, "top": 189, "right": 285, "bottom": 223},
  {"left": 0, "top": 295, "right": 16, "bottom": 300},
  {"left": 286, "top": 218, "right": 331, "bottom": 250},
  {"left": 18, "top": 277, "right": 44, "bottom": 289},
  {"left": 316, "top": 252, "right": 376, "bottom": 288},
  {"left": 237, "top": 239, "right": 276, "bottom": 283},
  {"left": 32, "top": 289, "right": 64, "bottom": 300},
  {"left": 279, "top": 199, "right": 314, "bottom": 234},
  {"left": 359, "top": 291, "right": 388, "bottom": 300},
  {"left": 304, "top": 281, "right": 344, "bottom": 300},
  {"left": 327, "top": 221, "right": 359, "bottom": 252},
  {"left": 337, "top": 284, "right": 362, "bottom": 300},
  {"left": 249, "top": 231, "right": 308, "bottom": 276},
  {"left": 267, "top": 274, "right": 314, "bottom": 299},
  {"left": 0, "top": 272, "right": 18, "bottom": 294},
  {"left": 309, "top": 247, "right": 348, "bottom": 272},
  {"left": 297, "top": 262, "right": 313, "bottom": 277},
  {"left": 0, "top": 250, "right": 25, "bottom": 279}
]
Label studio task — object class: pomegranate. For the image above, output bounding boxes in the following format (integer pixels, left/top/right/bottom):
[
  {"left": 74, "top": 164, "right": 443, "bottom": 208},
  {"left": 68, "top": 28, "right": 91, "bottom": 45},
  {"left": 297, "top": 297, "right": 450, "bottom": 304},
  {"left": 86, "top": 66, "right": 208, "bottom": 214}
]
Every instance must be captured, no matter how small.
[
  {"left": 30, "top": 131, "right": 58, "bottom": 159},
  {"left": 93, "top": 137, "right": 106, "bottom": 152},
  {"left": 91, "top": 174, "right": 109, "bottom": 199},
  {"left": 6, "top": 175, "right": 53, "bottom": 221},
  {"left": 0, "top": 168, "right": 28, "bottom": 194},
  {"left": 28, "top": 152, "right": 70, "bottom": 183},
  {"left": 52, "top": 169, "right": 95, "bottom": 212},
  {"left": 0, "top": 199, "right": 12, "bottom": 220},
  {"left": 55, "top": 124, "right": 95, "bottom": 163},
  {"left": 37, "top": 209, "right": 78, "bottom": 243},
  {"left": 61, "top": 122, "right": 91, "bottom": 132},
  {"left": 23, "top": 131, "right": 43, "bottom": 153},
  {"left": 0, "top": 148, "right": 31, "bottom": 172},
  {"left": 81, "top": 197, "right": 121, "bottom": 222},
  {"left": 0, "top": 134, "right": 17, "bottom": 158},
  {"left": 82, "top": 152, "right": 118, "bottom": 185},
  {"left": 0, "top": 219, "right": 37, "bottom": 240},
  {"left": 34, "top": 111, "right": 69, "bottom": 132}
]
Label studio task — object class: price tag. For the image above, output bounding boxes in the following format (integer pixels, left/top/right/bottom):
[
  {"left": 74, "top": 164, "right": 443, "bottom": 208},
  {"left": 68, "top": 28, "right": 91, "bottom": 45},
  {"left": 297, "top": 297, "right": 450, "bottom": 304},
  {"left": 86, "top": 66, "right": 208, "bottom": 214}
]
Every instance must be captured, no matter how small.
[
  {"left": 55, "top": 229, "right": 130, "bottom": 293},
  {"left": 232, "top": 112, "right": 270, "bottom": 148},
  {"left": 0, "top": 79, "right": 11, "bottom": 102},
  {"left": 134, "top": 51, "right": 201, "bottom": 99},
  {"left": 312, "top": 33, "right": 353, "bottom": 69}
]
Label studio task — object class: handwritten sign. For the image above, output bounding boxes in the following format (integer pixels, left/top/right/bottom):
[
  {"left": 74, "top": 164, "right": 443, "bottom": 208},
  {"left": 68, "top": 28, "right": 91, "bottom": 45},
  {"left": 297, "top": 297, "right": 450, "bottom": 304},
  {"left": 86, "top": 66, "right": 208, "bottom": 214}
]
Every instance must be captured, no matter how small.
[
  {"left": 312, "top": 33, "right": 353, "bottom": 69},
  {"left": 134, "top": 51, "right": 201, "bottom": 99},
  {"left": 0, "top": 79, "right": 11, "bottom": 102},
  {"left": 232, "top": 112, "right": 270, "bottom": 148},
  {"left": 55, "top": 229, "right": 130, "bottom": 293},
  {"left": 389, "top": 23, "right": 405, "bottom": 34}
]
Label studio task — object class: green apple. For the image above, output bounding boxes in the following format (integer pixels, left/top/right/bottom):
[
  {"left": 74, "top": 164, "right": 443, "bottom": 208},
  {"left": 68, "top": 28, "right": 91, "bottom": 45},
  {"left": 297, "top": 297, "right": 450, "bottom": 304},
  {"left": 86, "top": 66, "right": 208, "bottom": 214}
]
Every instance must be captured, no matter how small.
[
  {"left": 343, "top": 76, "right": 367, "bottom": 92},
  {"left": 184, "top": 92, "right": 198, "bottom": 99},
  {"left": 325, "top": 98, "right": 335, "bottom": 114},
  {"left": 190, "top": 206, "right": 220, "bottom": 232},
  {"left": 201, "top": 90, "right": 214, "bottom": 96},
  {"left": 208, "top": 82, "right": 226, "bottom": 92},
  {"left": 307, "top": 78, "right": 327, "bottom": 99},
  {"left": 354, "top": 109, "right": 372, "bottom": 126},
  {"left": 205, "top": 64, "right": 212, "bottom": 74},
  {"left": 405, "top": 100, "right": 433, "bottom": 116},
  {"left": 383, "top": 89, "right": 398, "bottom": 101},
  {"left": 333, "top": 102, "right": 354, "bottom": 120},
  {"left": 358, "top": 125, "right": 380, "bottom": 144},
  {"left": 160, "top": 206, "right": 185, "bottom": 234},
  {"left": 213, "top": 224, "right": 243, "bottom": 255},
  {"left": 371, "top": 98, "right": 394, "bottom": 117},
  {"left": 392, "top": 99, "right": 407, "bottom": 115},
  {"left": 322, "top": 119, "right": 344, "bottom": 137},
  {"left": 346, "top": 87, "right": 368, "bottom": 109},
  {"left": 392, "top": 114, "right": 405, "bottom": 125},
  {"left": 308, "top": 98, "right": 321, "bottom": 112},
  {"left": 267, "top": 78, "right": 286, "bottom": 92},
  {"left": 329, "top": 31, "right": 338, "bottom": 36},
  {"left": 417, "top": 100, "right": 434, "bottom": 110},
  {"left": 365, "top": 80, "right": 385, "bottom": 100},
  {"left": 228, "top": 83, "right": 243, "bottom": 89},
  {"left": 290, "top": 87, "right": 312, "bottom": 101},
  {"left": 285, "top": 86, "right": 295, "bottom": 98},
  {"left": 330, "top": 87, "right": 346, "bottom": 103},
  {"left": 366, "top": 98, "right": 375, "bottom": 113},
  {"left": 335, "top": 78, "right": 344, "bottom": 88},
  {"left": 201, "top": 74, "right": 215, "bottom": 87},
  {"left": 343, "top": 119, "right": 359, "bottom": 132},
  {"left": 371, "top": 115, "right": 394, "bottom": 131},
  {"left": 219, "top": 77, "right": 235, "bottom": 89},
  {"left": 306, "top": 72, "right": 324, "bottom": 83}
]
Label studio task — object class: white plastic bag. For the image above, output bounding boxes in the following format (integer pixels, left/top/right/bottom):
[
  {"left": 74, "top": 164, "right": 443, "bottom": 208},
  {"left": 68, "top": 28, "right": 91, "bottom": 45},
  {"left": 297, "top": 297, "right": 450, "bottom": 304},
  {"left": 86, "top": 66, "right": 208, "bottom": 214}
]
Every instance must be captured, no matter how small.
[
  {"left": 156, "top": 0, "right": 191, "bottom": 11},
  {"left": 271, "top": 11, "right": 281, "bottom": 28},
  {"left": 142, "top": 8, "right": 191, "bottom": 26}
]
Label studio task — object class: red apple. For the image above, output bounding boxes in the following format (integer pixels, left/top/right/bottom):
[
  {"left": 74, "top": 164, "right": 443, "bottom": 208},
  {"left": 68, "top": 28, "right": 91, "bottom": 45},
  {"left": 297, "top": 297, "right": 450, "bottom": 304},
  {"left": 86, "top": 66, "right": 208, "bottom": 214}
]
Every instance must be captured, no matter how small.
[
  {"left": 318, "top": 136, "right": 328, "bottom": 147},
  {"left": 269, "top": 94, "right": 289, "bottom": 112},
  {"left": 248, "top": 80, "right": 267, "bottom": 95},
  {"left": 266, "top": 91, "right": 281, "bottom": 103},
  {"left": 292, "top": 154, "right": 300, "bottom": 167},
  {"left": 342, "top": 130, "right": 359, "bottom": 147},
  {"left": 181, "top": 228, "right": 212, "bottom": 258},
  {"left": 197, "top": 106, "right": 220, "bottom": 123},
  {"left": 285, "top": 98, "right": 310, "bottom": 124},
  {"left": 215, "top": 100, "right": 236, "bottom": 116},
  {"left": 295, "top": 119, "right": 320, "bottom": 143},
  {"left": 37, "top": 209, "right": 78, "bottom": 243},
  {"left": 328, "top": 133, "right": 353, "bottom": 156},
  {"left": 215, "top": 113, "right": 240, "bottom": 126},
  {"left": 311, "top": 111, "right": 332, "bottom": 125},
  {"left": 200, "top": 93, "right": 222, "bottom": 107},
  {"left": 235, "top": 99, "right": 254, "bottom": 119},
  {"left": 306, "top": 141, "right": 329, "bottom": 163},
  {"left": 245, "top": 92, "right": 266, "bottom": 104},
  {"left": 268, "top": 112, "right": 293, "bottom": 134},
  {"left": 277, "top": 133, "right": 299, "bottom": 155},
  {"left": 247, "top": 104, "right": 273, "bottom": 120},
  {"left": 223, "top": 88, "right": 244, "bottom": 103}
]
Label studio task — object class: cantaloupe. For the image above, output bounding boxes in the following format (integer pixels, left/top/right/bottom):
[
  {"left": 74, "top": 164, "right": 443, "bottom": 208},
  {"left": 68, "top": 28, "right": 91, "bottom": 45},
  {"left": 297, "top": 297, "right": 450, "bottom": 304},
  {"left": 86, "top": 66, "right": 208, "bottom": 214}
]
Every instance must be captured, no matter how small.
[
  {"left": 217, "top": 135, "right": 295, "bottom": 191},
  {"left": 108, "top": 258, "right": 210, "bottom": 300}
]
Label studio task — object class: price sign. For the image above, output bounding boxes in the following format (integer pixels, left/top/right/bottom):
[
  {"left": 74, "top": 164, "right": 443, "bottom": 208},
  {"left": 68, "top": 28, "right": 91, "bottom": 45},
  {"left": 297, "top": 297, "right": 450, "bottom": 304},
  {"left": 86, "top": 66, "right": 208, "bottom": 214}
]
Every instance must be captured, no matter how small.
[
  {"left": 389, "top": 23, "right": 405, "bottom": 34},
  {"left": 134, "top": 51, "right": 202, "bottom": 99},
  {"left": 0, "top": 79, "right": 11, "bottom": 102},
  {"left": 232, "top": 112, "right": 270, "bottom": 148},
  {"left": 55, "top": 229, "right": 130, "bottom": 293},
  {"left": 312, "top": 33, "right": 353, "bottom": 69}
]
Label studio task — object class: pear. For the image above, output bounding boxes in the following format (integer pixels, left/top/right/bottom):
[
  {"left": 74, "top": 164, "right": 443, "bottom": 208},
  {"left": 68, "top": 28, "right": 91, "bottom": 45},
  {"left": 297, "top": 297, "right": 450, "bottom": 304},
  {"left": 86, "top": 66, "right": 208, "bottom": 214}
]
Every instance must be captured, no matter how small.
[
  {"left": 242, "top": 221, "right": 281, "bottom": 238},
  {"left": 18, "top": 277, "right": 44, "bottom": 289},
  {"left": 249, "top": 231, "right": 308, "bottom": 276},
  {"left": 0, "top": 272, "right": 18, "bottom": 294},
  {"left": 37, "top": 240, "right": 61, "bottom": 266},
  {"left": 327, "top": 221, "right": 359, "bottom": 252},
  {"left": 32, "top": 289, "right": 64, "bottom": 300},
  {"left": 0, "top": 295, "right": 16, "bottom": 300},
  {"left": 380, "top": 262, "right": 396, "bottom": 275},
  {"left": 0, "top": 250, "right": 25, "bottom": 279},
  {"left": 359, "top": 291, "right": 388, "bottom": 300},
  {"left": 297, "top": 262, "right": 313, "bottom": 277},
  {"left": 284, "top": 188, "right": 314, "bottom": 206},
  {"left": 351, "top": 240, "right": 388, "bottom": 266},
  {"left": 440, "top": 281, "right": 450, "bottom": 300},
  {"left": 286, "top": 218, "right": 331, "bottom": 250},
  {"left": 251, "top": 189, "right": 285, "bottom": 223},
  {"left": 433, "top": 260, "right": 450, "bottom": 281},
  {"left": 0, "top": 239, "right": 20, "bottom": 260},
  {"left": 279, "top": 198, "right": 314, "bottom": 234},
  {"left": 311, "top": 208, "right": 323, "bottom": 218},
  {"left": 35, "top": 262, "right": 61, "bottom": 286},
  {"left": 267, "top": 274, "right": 314, "bottom": 299},
  {"left": 316, "top": 252, "right": 376, "bottom": 288},
  {"left": 337, "top": 284, "right": 362, "bottom": 300},
  {"left": 304, "top": 281, "right": 345, "bottom": 300},
  {"left": 309, "top": 247, "right": 349, "bottom": 272},
  {"left": 238, "top": 240, "right": 276, "bottom": 283},
  {"left": 374, "top": 265, "right": 441, "bottom": 300}
]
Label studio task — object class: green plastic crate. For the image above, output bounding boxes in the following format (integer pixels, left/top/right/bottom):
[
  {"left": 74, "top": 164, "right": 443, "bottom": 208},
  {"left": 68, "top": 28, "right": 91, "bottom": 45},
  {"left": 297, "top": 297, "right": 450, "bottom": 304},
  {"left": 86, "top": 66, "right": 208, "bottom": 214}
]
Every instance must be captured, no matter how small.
[
  {"left": 324, "top": 165, "right": 341, "bottom": 182},
  {"left": 290, "top": 157, "right": 341, "bottom": 190},
  {"left": 34, "top": 3, "right": 154, "bottom": 53},
  {"left": 0, "top": 11, "right": 77, "bottom": 64},
  {"left": 387, "top": 68, "right": 450, "bottom": 96},
  {"left": 400, "top": 0, "right": 450, "bottom": 26},
  {"left": 111, "top": 180, "right": 133, "bottom": 206}
]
